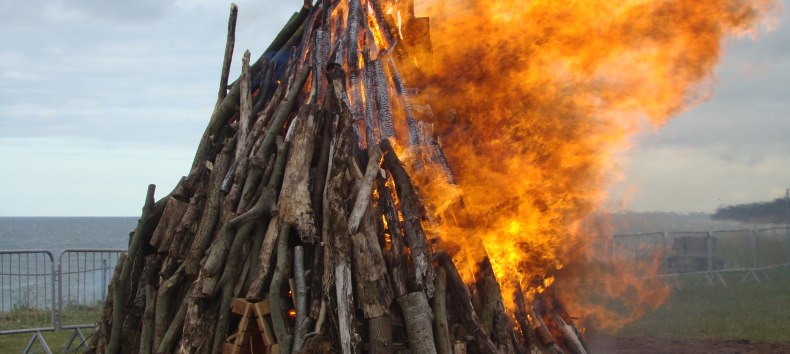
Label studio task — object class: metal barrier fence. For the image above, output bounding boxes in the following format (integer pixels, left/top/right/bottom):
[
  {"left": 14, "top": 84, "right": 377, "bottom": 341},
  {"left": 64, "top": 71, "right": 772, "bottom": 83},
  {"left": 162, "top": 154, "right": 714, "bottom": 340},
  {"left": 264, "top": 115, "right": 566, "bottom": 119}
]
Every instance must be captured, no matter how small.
[
  {"left": 58, "top": 249, "right": 122, "bottom": 330},
  {"left": 0, "top": 248, "right": 125, "bottom": 353},
  {"left": 611, "top": 226, "right": 790, "bottom": 283},
  {"left": 0, "top": 250, "right": 57, "bottom": 334}
]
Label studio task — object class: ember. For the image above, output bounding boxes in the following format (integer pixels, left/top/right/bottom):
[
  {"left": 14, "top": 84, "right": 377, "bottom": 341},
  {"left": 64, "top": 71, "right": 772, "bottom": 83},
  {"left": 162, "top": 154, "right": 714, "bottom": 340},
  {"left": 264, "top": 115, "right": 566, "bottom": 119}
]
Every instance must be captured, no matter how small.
[{"left": 89, "top": 0, "right": 773, "bottom": 353}]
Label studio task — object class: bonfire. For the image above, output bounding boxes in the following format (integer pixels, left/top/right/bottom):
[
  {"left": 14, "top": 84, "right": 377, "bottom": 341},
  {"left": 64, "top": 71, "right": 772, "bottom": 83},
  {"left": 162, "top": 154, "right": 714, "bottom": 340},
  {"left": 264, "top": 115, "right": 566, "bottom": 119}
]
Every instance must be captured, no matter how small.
[{"left": 89, "top": 0, "right": 769, "bottom": 353}]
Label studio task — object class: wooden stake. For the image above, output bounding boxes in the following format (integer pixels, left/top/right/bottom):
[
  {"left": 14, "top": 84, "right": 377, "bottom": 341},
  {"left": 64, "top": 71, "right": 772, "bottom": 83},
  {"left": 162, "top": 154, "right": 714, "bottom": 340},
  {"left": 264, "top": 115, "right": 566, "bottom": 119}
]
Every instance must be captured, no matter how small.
[{"left": 218, "top": 4, "right": 238, "bottom": 103}]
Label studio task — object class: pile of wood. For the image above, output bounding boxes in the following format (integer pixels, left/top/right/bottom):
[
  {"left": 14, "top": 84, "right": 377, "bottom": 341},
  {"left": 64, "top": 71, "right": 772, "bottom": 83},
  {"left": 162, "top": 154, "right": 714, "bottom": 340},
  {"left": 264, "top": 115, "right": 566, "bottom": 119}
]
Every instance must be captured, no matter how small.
[{"left": 90, "top": 1, "right": 589, "bottom": 353}]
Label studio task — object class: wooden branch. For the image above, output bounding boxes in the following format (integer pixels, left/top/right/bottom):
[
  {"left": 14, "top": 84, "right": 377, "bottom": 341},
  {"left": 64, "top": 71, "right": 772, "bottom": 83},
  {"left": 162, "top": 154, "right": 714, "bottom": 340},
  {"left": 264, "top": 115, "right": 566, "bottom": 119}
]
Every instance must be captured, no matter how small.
[
  {"left": 368, "top": 315, "right": 393, "bottom": 354},
  {"left": 335, "top": 261, "right": 355, "bottom": 354},
  {"left": 377, "top": 174, "right": 408, "bottom": 298},
  {"left": 381, "top": 138, "right": 435, "bottom": 297},
  {"left": 292, "top": 246, "right": 309, "bottom": 354},
  {"left": 372, "top": 60, "right": 395, "bottom": 139},
  {"left": 139, "top": 256, "right": 160, "bottom": 354},
  {"left": 238, "top": 67, "right": 310, "bottom": 212},
  {"left": 89, "top": 253, "right": 124, "bottom": 354},
  {"left": 551, "top": 311, "right": 588, "bottom": 354},
  {"left": 241, "top": 135, "right": 287, "bottom": 298},
  {"left": 279, "top": 104, "right": 319, "bottom": 244},
  {"left": 259, "top": 8, "right": 310, "bottom": 65},
  {"left": 529, "top": 306, "right": 561, "bottom": 353},
  {"left": 435, "top": 253, "right": 497, "bottom": 354},
  {"left": 150, "top": 197, "right": 190, "bottom": 253},
  {"left": 236, "top": 49, "right": 252, "bottom": 162},
  {"left": 350, "top": 205, "right": 393, "bottom": 319},
  {"left": 323, "top": 64, "right": 360, "bottom": 354},
  {"left": 168, "top": 184, "right": 205, "bottom": 257},
  {"left": 433, "top": 267, "right": 452, "bottom": 354},
  {"left": 245, "top": 217, "right": 281, "bottom": 301},
  {"left": 347, "top": 144, "right": 382, "bottom": 235},
  {"left": 397, "top": 292, "right": 437, "bottom": 354},
  {"left": 121, "top": 279, "right": 145, "bottom": 353},
  {"left": 212, "top": 256, "right": 245, "bottom": 354},
  {"left": 218, "top": 3, "right": 238, "bottom": 103},
  {"left": 269, "top": 224, "right": 293, "bottom": 354},
  {"left": 474, "top": 256, "right": 517, "bottom": 353},
  {"left": 153, "top": 265, "right": 184, "bottom": 352},
  {"left": 108, "top": 184, "right": 157, "bottom": 354},
  {"left": 388, "top": 58, "right": 420, "bottom": 147},
  {"left": 191, "top": 7, "right": 308, "bottom": 173},
  {"left": 310, "top": 109, "right": 331, "bottom": 234},
  {"left": 157, "top": 298, "right": 188, "bottom": 354},
  {"left": 202, "top": 184, "right": 277, "bottom": 290},
  {"left": 252, "top": 60, "right": 273, "bottom": 115},
  {"left": 268, "top": 135, "right": 289, "bottom": 193},
  {"left": 513, "top": 285, "right": 534, "bottom": 350},
  {"left": 308, "top": 242, "right": 324, "bottom": 319},
  {"left": 190, "top": 81, "right": 240, "bottom": 172},
  {"left": 186, "top": 147, "right": 232, "bottom": 275},
  {"left": 368, "top": 0, "right": 396, "bottom": 50}
]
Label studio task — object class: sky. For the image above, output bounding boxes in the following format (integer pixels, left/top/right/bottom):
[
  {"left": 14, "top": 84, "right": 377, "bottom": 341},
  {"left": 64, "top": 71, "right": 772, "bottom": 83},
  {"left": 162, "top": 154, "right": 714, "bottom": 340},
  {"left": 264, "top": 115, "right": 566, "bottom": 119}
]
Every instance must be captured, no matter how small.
[{"left": 0, "top": 1, "right": 788, "bottom": 216}]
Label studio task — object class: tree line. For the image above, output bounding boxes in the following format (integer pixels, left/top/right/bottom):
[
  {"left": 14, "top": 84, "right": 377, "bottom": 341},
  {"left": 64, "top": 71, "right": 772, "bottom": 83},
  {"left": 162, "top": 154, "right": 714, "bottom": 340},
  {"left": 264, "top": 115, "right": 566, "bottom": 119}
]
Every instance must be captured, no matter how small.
[{"left": 712, "top": 195, "right": 790, "bottom": 224}]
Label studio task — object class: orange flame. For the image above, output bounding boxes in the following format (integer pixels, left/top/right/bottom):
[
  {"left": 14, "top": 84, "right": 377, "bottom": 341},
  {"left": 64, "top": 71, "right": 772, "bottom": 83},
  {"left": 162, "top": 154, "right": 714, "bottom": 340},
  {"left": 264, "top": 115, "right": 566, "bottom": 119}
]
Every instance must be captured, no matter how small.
[{"left": 396, "top": 0, "right": 776, "bottom": 325}]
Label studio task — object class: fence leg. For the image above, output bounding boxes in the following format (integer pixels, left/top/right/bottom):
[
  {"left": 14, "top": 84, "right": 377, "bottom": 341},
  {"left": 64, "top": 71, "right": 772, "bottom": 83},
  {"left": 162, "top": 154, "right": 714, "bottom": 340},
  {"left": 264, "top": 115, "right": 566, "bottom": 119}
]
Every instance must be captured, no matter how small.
[
  {"left": 760, "top": 269, "right": 773, "bottom": 282},
  {"left": 102, "top": 259, "right": 108, "bottom": 302},
  {"left": 23, "top": 331, "right": 53, "bottom": 354},
  {"left": 64, "top": 327, "right": 89, "bottom": 352},
  {"left": 740, "top": 270, "right": 760, "bottom": 283},
  {"left": 715, "top": 272, "right": 728, "bottom": 287}
]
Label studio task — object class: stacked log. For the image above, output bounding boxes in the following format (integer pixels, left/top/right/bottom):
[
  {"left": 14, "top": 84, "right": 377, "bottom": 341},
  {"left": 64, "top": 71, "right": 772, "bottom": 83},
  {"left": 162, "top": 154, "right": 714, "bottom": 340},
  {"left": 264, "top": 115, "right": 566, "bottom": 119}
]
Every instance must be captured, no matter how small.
[{"left": 90, "top": 1, "right": 589, "bottom": 353}]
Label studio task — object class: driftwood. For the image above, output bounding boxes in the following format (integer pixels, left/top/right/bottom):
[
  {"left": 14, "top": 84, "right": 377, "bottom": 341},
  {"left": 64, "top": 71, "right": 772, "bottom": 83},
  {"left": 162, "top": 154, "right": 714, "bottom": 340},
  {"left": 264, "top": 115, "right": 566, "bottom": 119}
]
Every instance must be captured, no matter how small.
[{"left": 91, "top": 3, "right": 590, "bottom": 354}]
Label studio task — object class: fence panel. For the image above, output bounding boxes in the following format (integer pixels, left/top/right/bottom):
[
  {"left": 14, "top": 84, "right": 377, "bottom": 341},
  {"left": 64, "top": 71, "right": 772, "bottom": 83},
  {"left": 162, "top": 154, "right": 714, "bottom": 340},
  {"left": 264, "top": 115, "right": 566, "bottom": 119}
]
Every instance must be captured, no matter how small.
[
  {"left": 611, "top": 232, "right": 666, "bottom": 259},
  {"left": 611, "top": 232, "right": 667, "bottom": 276},
  {"left": 710, "top": 229, "right": 755, "bottom": 271},
  {"left": 58, "top": 249, "right": 123, "bottom": 329},
  {"left": 0, "top": 250, "right": 56, "bottom": 335},
  {"left": 754, "top": 226, "right": 790, "bottom": 269}
]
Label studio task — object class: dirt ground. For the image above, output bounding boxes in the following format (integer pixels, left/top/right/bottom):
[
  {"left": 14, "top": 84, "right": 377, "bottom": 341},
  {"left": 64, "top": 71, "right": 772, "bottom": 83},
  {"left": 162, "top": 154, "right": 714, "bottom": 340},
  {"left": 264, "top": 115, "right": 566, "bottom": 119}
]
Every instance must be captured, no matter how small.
[{"left": 588, "top": 336, "right": 790, "bottom": 354}]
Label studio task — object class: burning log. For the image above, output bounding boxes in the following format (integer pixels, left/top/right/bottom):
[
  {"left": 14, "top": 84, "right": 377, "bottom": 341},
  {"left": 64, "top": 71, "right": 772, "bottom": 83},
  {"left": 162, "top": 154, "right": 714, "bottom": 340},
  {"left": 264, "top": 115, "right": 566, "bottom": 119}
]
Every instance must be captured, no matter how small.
[{"left": 90, "top": 2, "right": 592, "bottom": 354}]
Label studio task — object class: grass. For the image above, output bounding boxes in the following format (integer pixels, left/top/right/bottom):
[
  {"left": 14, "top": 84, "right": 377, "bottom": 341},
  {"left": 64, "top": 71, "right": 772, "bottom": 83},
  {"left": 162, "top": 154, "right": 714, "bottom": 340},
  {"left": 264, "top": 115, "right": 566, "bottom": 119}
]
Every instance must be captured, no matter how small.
[
  {"left": 0, "top": 305, "right": 99, "bottom": 353},
  {"left": 0, "top": 328, "right": 94, "bottom": 353},
  {"left": 618, "top": 266, "right": 790, "bottom": 342}
]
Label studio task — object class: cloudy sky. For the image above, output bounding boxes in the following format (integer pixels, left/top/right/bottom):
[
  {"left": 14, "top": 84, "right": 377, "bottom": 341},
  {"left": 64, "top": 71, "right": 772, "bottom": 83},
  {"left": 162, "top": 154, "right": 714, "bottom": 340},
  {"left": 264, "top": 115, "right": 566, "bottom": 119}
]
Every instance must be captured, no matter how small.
[{"left": 0, "top": 1, "right": 788, "bottom": 216}]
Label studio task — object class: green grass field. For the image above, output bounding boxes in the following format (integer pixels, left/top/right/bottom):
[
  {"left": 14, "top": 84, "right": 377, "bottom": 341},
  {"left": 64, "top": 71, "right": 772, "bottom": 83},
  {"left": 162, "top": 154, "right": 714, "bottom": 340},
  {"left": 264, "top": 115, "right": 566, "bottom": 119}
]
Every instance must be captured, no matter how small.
[
  {"left": 619, "top": 266, "right": 790, "bottom": 343},
  {"left": 0, "top": 306, "right": 97, "bottom": 353}
]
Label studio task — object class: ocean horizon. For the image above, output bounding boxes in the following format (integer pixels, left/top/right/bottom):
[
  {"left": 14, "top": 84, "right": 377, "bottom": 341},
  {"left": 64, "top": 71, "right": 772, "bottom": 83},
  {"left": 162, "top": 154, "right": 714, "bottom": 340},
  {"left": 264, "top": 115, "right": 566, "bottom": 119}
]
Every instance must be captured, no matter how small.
[{"left": 0, "top": 217, "right": 136, "bottom": 251}]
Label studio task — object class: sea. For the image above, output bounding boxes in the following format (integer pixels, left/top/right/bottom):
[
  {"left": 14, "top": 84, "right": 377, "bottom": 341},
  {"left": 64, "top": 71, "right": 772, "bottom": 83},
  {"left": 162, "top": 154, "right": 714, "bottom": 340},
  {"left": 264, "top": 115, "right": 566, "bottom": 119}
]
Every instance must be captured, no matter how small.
[{"left": 0, "top": 217, "right": 136, "bottom": 251}]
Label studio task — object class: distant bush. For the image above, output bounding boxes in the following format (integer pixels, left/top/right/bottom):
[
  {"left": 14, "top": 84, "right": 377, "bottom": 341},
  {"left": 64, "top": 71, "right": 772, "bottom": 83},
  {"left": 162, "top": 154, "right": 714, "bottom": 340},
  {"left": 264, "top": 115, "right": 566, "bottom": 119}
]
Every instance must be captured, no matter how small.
[{"left": 713, "top": 197, "right": 790, "bottom": 224}]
